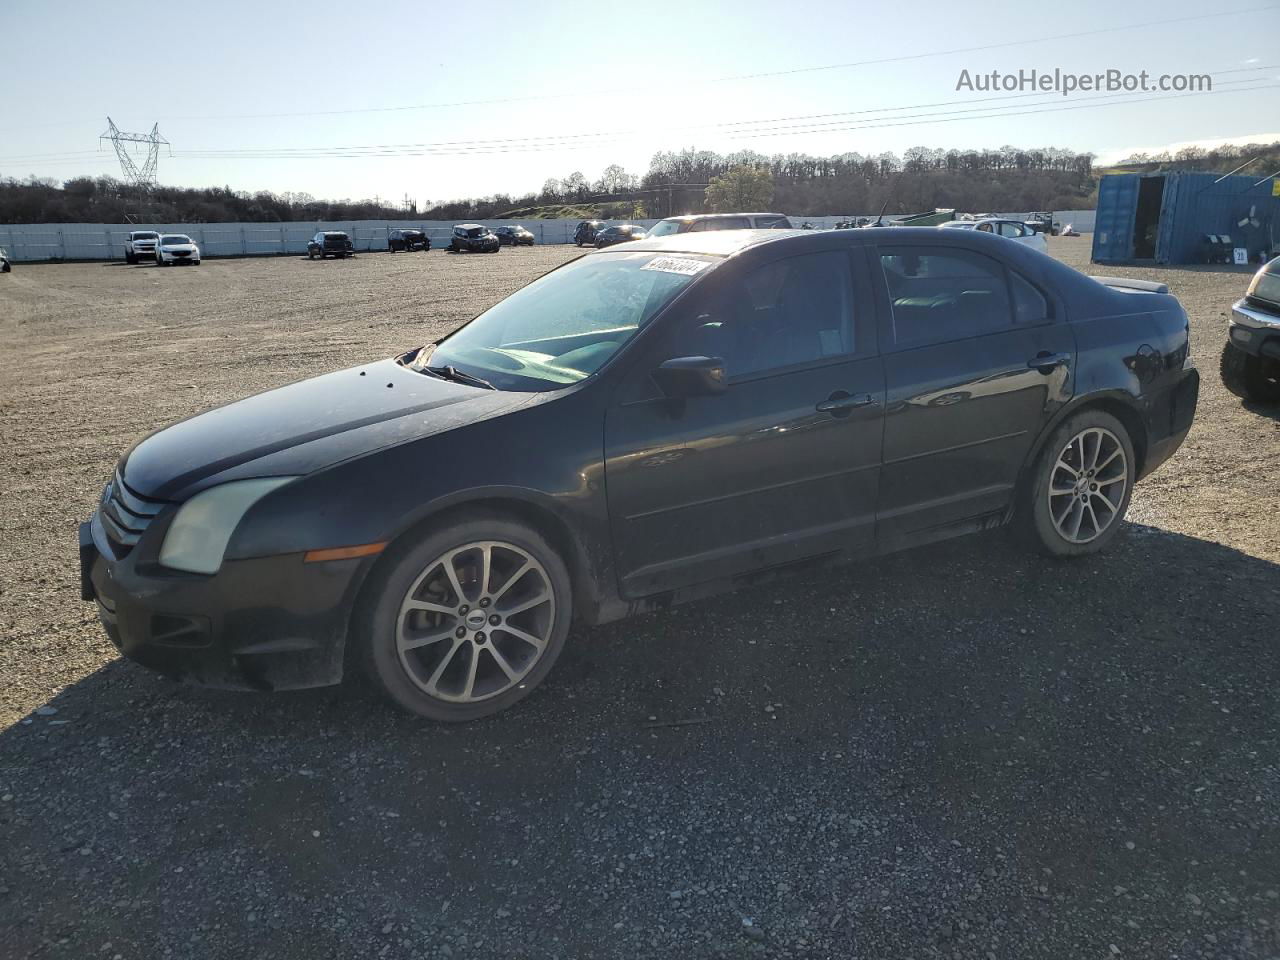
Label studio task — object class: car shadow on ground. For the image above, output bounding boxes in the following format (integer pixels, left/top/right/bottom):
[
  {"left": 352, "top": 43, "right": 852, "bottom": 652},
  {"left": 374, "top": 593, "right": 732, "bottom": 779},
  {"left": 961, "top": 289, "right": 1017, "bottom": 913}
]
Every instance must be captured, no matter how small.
[
  {"left": 1241, "top": 398, "right": 1280, "bottom": 422},
  {"left": 2, "top": 523, "right": 1277, "bottom": 958}
]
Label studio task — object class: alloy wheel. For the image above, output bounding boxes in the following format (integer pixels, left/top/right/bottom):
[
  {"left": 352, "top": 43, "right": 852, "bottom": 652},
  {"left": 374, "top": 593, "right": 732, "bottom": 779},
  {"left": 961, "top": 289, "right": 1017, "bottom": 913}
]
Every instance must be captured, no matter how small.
[
  {"left": 1047, "top": 426, "right": 1129, "bottom": 544},
  {"left": 395, "top": 541, "right": 555, "bottom": 703}
]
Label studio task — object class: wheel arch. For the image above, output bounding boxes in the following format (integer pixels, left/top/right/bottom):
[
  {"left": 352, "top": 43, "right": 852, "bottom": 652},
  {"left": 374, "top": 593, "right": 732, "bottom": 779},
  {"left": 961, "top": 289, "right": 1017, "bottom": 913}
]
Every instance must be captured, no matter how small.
[
  {"left": 1012, "top": 391, "right": 1149, "bottom": 514},
  {"left": 342, "top": 488, "right": 601, "bottom": 676}
]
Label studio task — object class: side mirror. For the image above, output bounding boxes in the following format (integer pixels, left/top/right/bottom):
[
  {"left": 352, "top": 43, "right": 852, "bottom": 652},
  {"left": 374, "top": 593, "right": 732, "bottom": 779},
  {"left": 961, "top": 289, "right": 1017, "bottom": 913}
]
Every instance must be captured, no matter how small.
[{"left": 653, "top": 356, "right": 727, "bottom": 398}]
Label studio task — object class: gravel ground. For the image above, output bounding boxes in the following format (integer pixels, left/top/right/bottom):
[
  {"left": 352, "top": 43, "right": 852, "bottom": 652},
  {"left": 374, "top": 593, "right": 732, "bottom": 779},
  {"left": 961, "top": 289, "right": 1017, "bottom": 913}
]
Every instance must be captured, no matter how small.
[{"left": 1, "top": 239, "right": 1277, "bottom": 960}]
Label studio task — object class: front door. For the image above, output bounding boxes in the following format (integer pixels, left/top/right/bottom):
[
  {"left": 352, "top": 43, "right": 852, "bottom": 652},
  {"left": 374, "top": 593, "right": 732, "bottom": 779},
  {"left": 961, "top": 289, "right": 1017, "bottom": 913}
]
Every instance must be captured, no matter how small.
[
  {"left": 604, "top": 248, "right": 885, "bottom": 598},
  {"left": 869, "top": 242, "right": 1074, "bottom": 545}
]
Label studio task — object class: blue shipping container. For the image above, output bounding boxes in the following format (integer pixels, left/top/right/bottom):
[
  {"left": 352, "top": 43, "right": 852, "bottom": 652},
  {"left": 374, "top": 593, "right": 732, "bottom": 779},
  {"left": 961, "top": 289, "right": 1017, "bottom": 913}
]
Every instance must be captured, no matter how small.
[{"left": 1092, "top": 171, "right": 1278, "bottom": 265}]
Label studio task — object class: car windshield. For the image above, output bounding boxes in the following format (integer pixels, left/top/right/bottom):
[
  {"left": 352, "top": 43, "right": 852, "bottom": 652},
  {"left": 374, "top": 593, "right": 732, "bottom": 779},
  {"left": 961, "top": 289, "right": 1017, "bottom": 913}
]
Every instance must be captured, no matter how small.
[
  {"left": 646, "top": 219, "right": 683, "bottom": 237},
  {"left": 465, "top": 227, "right": 487, "bottom": 238},
  {"left": 161, "top": 235, "right": 190, "bottom": 244},
  {"left": 133, "top": 232, "right": 158, "bottom": 240},
  {"left": 415, "top": 250, "right": 713, "bottom": 391}
]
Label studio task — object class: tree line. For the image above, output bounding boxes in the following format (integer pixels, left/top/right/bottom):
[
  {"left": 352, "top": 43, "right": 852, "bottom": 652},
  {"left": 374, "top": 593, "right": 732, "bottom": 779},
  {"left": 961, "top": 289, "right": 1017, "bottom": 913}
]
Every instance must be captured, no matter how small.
[{"left": 1, "top": 141, "right": 1274, "bottom": 225}]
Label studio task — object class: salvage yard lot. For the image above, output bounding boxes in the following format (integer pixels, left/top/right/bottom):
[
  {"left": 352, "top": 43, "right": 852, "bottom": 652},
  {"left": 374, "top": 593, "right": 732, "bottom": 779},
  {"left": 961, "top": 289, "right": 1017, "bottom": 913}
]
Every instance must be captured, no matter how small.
[{"left": 1, "top": 239, "right": 1277, "bottom": 958}]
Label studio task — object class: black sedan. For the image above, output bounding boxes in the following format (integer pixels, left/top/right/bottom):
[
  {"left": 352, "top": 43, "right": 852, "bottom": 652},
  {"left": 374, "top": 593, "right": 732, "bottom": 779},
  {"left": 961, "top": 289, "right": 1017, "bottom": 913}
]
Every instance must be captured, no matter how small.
[
  {"left": 1220, "top": 255, "right": 1280, "bottom": 403},
  {"left": 80, "top": 228, "right": 1198, "bottom": 721},
  {"left": 494, "top": 225, "right": 535, "bottom": 246},
  {"left": 388, "top": 228, "right": 430, "bottom": 252},
  {"left": 594, "top": 224, "right": 647, "bottom": 248}
]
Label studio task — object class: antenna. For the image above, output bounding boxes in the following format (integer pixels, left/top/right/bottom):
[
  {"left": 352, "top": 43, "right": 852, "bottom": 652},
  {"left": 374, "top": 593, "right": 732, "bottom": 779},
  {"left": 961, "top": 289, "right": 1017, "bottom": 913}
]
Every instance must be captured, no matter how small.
[{"left": 99, "top": 117, "right": 170, "bottom": 188}]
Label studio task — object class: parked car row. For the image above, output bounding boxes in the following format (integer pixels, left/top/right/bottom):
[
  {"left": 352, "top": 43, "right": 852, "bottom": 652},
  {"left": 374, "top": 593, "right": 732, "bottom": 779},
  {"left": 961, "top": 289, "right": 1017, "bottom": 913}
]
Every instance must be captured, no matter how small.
[
  {"left": 118, "top": 225, "right": 545, "bottom": 265},
  {"left": 122, "top": 230, "right": 202, "bottom": 266}
]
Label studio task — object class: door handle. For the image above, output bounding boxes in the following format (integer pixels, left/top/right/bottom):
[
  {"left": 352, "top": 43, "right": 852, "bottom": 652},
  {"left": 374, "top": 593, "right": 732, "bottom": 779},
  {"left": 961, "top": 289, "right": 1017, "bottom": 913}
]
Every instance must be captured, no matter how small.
[
  {"left": 816, "top": 392, "right": 879, "bottom": 415},
  {"left": 1027, "top": 351, "right": 1070, "bottom": 373}
]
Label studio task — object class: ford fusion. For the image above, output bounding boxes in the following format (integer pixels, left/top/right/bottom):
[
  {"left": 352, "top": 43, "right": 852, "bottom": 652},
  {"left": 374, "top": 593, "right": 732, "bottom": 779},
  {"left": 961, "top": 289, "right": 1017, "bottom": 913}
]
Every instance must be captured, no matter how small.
[{"left": 80, "top": 228, "right": 1199, "bottom": 721}]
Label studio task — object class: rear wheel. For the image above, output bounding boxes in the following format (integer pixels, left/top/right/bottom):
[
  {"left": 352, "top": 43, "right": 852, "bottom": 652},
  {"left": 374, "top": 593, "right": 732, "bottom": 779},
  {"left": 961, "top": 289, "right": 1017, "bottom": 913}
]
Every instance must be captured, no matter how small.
[
  {"left": 1018, "top": 410, "right": 1135, "bottom": 557},
  {"left": 360, "top": 512, "right": 572, "bottom": 721},
  {"left": 1220, "top": 341, "right": 1280, "bottom": 403}
]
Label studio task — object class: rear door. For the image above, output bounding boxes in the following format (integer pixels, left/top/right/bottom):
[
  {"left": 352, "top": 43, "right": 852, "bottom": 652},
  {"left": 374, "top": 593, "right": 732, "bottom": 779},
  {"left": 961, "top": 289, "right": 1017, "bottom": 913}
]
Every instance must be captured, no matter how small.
[
  {"left": 604, "top": 247, "right": 884, "bottom": 597},
  {"left": 869, "top": 241, "right": 1074, "bottom": 545}
]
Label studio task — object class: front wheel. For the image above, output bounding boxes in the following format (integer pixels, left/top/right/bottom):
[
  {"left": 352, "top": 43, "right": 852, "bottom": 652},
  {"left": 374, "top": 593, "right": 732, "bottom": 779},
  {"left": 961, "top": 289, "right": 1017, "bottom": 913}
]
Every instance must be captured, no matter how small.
[
  {"left": 359, "top": 512, "right": 572, "bottom": 721},
  {"left": 1018, "top": 410, "right": 1135, "bottom": 557},
  {"left": 1220, "top": 341, "right": 1280, "bottom": 403}
]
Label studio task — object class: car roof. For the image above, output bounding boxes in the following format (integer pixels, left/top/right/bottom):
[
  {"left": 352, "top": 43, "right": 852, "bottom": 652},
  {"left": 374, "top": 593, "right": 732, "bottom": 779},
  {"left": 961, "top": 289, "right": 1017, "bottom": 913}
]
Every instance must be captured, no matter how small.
[
  {"left": 622, "top": 225, "right": 1053, "bottom": 260},
  {"left": 660, "top": 212, "right": 786, "bottom": 221},
  {"left": 457, "top": 223, "right": 485, "bottom": 229}
]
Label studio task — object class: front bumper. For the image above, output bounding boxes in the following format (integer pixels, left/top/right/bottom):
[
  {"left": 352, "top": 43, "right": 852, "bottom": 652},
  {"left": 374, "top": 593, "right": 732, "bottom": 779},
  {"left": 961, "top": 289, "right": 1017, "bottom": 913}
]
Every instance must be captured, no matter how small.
[
  {"left": 1228, "top": 299, "right": 1280, "bottom": 359},
  {"left": 79, "top": 512, "right": 363, "bottom": 691}
]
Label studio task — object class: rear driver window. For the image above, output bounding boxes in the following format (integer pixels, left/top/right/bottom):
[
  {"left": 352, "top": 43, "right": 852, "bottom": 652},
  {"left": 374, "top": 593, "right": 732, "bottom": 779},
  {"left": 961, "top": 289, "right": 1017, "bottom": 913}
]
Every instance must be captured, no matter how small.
[
  {"left": 878, "top": 247, "right": 1012, "bottom": 346},
  {"left": 1011, "top": 271, "right": 1050, "bottom": 323}
]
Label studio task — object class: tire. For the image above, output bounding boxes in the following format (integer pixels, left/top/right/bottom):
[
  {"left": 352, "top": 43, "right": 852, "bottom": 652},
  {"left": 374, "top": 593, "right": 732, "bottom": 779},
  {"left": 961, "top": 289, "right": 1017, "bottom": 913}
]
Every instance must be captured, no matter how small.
[
  {"left": 194, "top": 260, "right": 201, "bottom": 266},
  {"left": 358, "top": 511, "right": 573, "bottom": 721},
  {"left": 1, "top": 261, "right": 10, "bottom": 273},
  {"left": 1018, "top": 409, "right": 1136, "bottom": 557},
  {"left": 126, "top": 253, "right": 136, "bottom": 265},
  {"left": 1220, "top": 341, "right": 1280, "bottom": 403},
  {"left": 308, "top": 249, "right": 316, "bottom": 260}
]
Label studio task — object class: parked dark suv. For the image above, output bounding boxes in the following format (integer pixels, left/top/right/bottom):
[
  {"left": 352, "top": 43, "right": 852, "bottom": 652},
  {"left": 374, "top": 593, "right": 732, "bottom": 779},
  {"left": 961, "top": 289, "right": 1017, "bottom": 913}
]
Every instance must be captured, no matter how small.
[
  {"left": 388, "top": 229, "right": 430, "bottom": 252},
  {"left": 308, "top": 231, "right": 354, "bottom": 259},
  {"left": 79, "top": 228, "right": 1198, "bottom": 722},
  {"left": 573, "top": 220, "right": 605, "bottom": 246},
  {"left": 449, "top": 224, "right": 500, "bottom": 253},
  {"left": 594, "top": 224, "right": 647, "bottom": 248},
  {"left": 1221, "top": 254, "right": 1280, "bottom": 402}
]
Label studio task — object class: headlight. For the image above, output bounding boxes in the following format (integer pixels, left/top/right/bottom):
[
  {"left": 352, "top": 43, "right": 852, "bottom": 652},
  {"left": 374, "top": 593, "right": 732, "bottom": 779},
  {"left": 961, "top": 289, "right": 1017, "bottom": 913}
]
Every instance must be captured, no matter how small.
[{"left": 159, "top": 477, "right": 296, "bottom": 574}]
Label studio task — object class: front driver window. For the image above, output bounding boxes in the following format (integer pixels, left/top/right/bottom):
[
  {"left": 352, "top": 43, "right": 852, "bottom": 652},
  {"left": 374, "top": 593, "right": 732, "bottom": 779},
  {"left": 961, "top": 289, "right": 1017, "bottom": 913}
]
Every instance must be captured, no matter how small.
[{"left": 666, "top": 251, "right": 854, "bottom": 378}]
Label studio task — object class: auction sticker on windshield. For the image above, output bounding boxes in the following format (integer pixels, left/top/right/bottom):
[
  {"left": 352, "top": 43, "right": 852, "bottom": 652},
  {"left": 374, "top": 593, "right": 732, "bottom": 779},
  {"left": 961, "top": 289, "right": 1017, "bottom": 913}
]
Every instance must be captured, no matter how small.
[{"left": 641, "top": 256, "right": 711, "bottom": 276}]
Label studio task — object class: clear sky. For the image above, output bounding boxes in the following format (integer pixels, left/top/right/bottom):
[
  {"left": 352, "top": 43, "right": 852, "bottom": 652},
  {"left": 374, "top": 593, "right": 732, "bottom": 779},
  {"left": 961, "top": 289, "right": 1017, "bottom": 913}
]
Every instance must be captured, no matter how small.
[{"left": 2, "top": 0, "right": 1277, "bottom": 206}]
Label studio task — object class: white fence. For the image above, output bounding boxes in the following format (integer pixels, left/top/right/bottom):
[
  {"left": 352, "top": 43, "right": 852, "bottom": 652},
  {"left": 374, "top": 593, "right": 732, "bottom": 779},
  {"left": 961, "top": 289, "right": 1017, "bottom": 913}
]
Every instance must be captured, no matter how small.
[{"left": 0, "top": 211, "right": 1095, "bottom": 262}]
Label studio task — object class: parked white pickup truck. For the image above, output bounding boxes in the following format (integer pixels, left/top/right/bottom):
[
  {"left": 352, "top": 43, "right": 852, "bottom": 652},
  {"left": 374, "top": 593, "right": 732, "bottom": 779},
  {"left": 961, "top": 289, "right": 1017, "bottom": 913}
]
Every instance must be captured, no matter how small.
[{"left": 124, "top": 230, "right": 160, "bottom": 265}]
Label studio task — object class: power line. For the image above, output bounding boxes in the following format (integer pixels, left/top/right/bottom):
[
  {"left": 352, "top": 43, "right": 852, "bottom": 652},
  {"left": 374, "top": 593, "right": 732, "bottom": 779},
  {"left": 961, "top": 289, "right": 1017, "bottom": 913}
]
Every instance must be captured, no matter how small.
[
  {"left": 155, "top": 69, "right": 1278, "bottom": 160},
  {"left": 161, "top": 79, "right": 1279, "bottom": 162}
]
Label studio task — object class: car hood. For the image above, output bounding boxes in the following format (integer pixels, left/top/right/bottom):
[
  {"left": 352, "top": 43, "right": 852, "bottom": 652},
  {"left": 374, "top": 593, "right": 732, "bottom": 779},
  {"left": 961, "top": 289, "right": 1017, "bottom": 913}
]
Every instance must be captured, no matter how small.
[{"left": 121, "top": 357, "right": 539, "bottom": 500}]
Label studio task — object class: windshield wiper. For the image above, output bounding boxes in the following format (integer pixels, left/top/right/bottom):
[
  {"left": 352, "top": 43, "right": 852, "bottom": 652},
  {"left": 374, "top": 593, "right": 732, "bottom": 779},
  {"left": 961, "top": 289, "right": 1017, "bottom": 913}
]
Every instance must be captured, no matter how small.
[{"left": 424, "top": 365, "right": 496, "bottom": 390}]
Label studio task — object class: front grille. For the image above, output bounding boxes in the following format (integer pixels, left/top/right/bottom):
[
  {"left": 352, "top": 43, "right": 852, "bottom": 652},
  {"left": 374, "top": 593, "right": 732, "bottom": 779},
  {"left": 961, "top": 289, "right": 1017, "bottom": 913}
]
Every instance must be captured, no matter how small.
[{"left": 100, "top": 471, "right": 167, "bottom": 558}]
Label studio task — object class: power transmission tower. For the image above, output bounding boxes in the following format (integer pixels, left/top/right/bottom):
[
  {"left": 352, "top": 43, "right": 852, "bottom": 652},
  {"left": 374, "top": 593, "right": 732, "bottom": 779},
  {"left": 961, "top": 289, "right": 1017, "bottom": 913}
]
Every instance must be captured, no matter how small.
[{"left": 99, "top": 117, "right": 170, "bottom": 188}]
